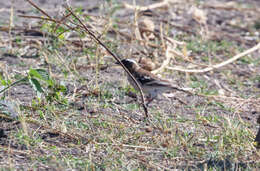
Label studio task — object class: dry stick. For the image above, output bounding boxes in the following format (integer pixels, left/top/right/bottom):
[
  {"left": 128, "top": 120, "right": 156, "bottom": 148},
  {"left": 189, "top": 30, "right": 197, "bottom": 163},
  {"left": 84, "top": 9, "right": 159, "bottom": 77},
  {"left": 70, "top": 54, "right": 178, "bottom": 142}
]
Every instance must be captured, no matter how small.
[
  {"left": 25, "top": 0, "right": 51, "bottom": 19},
  {"left": 16, "top": 19, "right": 258, "bottom": 102},
  {"left": 152, "top": 43, "right": 172, "bottom": 74},
  {"left": 65, "top": 8, "right": 148, "bottom": 117},
  {"left": 54, "top": 11, "right": 73, "bottom": 33},
  {"left": 22, "top": 2, "right": 90, "bottom": 34},
  {"left": 22, "top": 0, "right": 149, "bottom": 117},
  {"left": 65, "top": 8, "right": 149, "bottom": 117},
  {"left": 139, "top": 25, "right": 259, "bottom": 73},
  {"left": 18, "top": 16, "right": 182, "bottom": 97},
  {"left": 167, "top": 42, "right": 260, "bottom": 73}
]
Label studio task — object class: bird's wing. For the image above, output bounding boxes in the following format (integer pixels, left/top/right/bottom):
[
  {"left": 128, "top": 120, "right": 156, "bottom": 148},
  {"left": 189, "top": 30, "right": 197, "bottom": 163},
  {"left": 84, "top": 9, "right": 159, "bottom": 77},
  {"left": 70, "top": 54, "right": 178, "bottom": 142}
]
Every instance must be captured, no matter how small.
[
  {"left": 132, "top": 68, "right": 191, "bottom": 94},
  {"left": 135, "top": 69, "right": 172, "bottom": 87},
  {"left": 145, "top": 79, "right": 172, "bottom": 87},
  {"left": 133, "top": 69, "right": 157, "bottom": 84}
]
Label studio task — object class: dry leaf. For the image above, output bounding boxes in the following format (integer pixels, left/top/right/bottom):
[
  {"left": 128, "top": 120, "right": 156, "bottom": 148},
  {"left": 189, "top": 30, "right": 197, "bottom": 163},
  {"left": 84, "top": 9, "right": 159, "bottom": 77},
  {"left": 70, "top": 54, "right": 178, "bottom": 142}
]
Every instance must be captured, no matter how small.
[{"left": 138, "top": 57, "right": 156, "bottom": 71}]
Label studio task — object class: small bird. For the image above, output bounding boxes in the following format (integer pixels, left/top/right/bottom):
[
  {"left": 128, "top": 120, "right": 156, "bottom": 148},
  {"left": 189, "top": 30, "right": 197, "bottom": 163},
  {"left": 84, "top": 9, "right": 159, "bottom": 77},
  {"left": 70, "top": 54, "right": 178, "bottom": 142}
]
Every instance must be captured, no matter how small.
[{"left": 116, "top": 59, "right": 189, "bottom": 105}]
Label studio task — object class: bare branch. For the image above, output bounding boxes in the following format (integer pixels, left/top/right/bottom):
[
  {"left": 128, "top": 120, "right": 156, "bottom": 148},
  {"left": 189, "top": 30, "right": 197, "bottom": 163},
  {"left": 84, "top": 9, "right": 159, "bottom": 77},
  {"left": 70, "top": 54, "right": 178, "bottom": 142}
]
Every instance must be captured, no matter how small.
[
  {"left": 22, "top": 0, "right": 149, "bottom": 117},
  {"left": 167, "top": 42, "right": 260, "bottom": 73}
]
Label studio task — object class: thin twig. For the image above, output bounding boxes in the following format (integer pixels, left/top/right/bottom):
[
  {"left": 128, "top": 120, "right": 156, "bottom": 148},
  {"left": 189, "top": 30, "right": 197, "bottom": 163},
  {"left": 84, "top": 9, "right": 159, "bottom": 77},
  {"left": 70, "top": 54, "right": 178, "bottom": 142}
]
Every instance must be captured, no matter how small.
[
  {"left": 167, "top": 42, "right": 260, "bottom": 73},
  {"left": 22, "top": 0, "right": 149, "bottom": 117},
  {"left": 151, "top": 43, "right": 172, "bottom": 74},
  {"left": 66, "top": 7, "right": 148, "bottom": 117},
  {"left": 54, "top": 11, "right": 73, "bottom": 33},
  {"left": 25, "top": 0, "right": 51, "bottom": 19}
]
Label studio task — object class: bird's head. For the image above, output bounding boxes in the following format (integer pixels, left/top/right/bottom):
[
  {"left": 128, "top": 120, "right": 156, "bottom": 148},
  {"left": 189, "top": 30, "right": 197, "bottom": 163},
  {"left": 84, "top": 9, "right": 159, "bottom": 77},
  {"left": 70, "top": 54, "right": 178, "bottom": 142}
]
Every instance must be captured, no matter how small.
[{"left": 116, "top": 59, "right": 139, "bottom": 71}]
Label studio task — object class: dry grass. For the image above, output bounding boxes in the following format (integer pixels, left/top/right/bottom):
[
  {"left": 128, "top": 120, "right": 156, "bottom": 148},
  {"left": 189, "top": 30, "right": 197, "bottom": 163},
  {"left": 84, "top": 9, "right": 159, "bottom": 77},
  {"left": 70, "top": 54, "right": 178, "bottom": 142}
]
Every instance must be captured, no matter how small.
[{"left": 0, "top": 0, "right": 260, "bottom": 170}]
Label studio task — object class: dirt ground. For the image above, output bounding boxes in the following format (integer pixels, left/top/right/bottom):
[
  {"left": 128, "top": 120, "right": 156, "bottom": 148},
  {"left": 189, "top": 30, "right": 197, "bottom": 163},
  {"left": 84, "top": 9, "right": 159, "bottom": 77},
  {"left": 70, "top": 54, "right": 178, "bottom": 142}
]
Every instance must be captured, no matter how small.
[{"left": 0, "top": 0, "right": 260, "bottom": 170}]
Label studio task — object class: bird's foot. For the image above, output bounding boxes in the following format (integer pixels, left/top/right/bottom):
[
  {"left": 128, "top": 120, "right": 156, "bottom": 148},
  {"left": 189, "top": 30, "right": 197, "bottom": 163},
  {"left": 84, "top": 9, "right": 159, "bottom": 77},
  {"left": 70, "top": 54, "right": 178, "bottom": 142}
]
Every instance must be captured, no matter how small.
[{"left": 145, "top": 97, "right": 155, "bottom": 106}]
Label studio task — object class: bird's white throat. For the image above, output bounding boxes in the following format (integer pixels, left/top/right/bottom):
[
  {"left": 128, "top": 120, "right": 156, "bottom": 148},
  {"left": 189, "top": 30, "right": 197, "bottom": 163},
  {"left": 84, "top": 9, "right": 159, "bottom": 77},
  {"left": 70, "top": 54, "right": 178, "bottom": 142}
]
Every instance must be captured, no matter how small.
[{"left": 125, "top": 59, "right": 138, "bottom": 65}]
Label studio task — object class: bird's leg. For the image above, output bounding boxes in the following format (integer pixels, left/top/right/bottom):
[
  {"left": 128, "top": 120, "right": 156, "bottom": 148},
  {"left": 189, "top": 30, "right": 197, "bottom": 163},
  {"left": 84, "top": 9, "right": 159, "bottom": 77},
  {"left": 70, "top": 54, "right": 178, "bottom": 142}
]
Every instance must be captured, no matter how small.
[
  {"left": 145, "top": 97, "right": 152, "bottom": 106},
  {"left": 145, "top": 91, "right": 159, "bottom": 106},
  {"left": 145, "top": 96, "right": 156, "bottom": 106}
]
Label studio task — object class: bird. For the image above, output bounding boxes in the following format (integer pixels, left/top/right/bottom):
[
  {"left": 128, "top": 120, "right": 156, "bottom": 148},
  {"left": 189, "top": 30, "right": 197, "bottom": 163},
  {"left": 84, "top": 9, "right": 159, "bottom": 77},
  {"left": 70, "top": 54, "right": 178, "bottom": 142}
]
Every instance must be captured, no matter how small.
[{"left": 116, "top": 59, "right": 190, "bottom": 105}]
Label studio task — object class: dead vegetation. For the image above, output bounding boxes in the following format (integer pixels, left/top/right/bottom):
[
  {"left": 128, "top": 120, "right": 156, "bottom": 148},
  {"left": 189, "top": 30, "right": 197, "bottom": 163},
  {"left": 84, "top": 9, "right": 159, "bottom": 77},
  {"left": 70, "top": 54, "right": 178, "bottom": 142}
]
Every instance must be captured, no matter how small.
[{"left": 0, "top": 0, "right": 260, "bottom": 170}]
